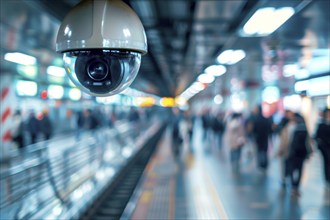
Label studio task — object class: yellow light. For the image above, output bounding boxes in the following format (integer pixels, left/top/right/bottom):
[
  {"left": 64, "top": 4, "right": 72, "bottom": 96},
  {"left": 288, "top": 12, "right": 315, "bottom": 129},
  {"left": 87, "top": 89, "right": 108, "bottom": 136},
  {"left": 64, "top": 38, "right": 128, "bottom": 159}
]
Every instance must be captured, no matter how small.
[
  {"left": 160, "top": 97, "right": 175, "bottom": 107},
  {"left": 66, "top": 67, "right": 71, "bottom": 73},
  {"left": 136, "top": 97, "right": 156, "bottom": 107},
  {"left": 327, "top": 95, "right": 330, "bottom": 108}
]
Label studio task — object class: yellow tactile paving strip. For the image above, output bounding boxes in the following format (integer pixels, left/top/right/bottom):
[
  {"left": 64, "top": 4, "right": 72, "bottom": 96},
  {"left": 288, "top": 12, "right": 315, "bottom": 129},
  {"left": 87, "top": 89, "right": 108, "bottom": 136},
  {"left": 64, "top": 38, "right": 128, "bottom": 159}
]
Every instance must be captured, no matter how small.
[{"left": 131, "top": 128, "right": 229, "bottom": 219}]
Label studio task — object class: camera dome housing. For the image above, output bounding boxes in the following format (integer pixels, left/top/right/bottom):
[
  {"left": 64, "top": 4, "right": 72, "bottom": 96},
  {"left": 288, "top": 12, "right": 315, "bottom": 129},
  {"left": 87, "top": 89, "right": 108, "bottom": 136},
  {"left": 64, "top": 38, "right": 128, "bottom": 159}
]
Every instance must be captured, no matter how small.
[{"left": 56, "top": 0, "right": 147, "bottom": 96}]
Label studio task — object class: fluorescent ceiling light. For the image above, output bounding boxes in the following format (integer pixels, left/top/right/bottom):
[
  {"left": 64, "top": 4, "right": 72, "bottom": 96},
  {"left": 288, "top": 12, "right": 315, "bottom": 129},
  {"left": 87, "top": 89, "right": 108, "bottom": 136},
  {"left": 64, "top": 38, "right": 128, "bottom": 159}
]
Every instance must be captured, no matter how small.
[
  {"left": 294, "top": 68, "right": 309, "bottom": 80},
  {"left": 4, "top": 52, "right": 37, "bottom": 65},
  {"left": 217, "top": 50, "right": 246, "bottom": 65},
  {"left": 96, "top": 95, "right": 121, "bottom": 104},
  {"left": 176, "top": 82, "right": 206, "bottom": 102},
  {"left": 175, "top": 97, "right": 187, "bottom": 106},
  {"left": 16, "top": 80, "right": 38, "bottom": 96},
  {"left": 306, "top": 55, "right": 330, "bottom": 76},
  {"left": 17, "top": 65, "right": 38, "bottom": 78},
  {"left": 294, "top": 76, "right": 330, "bottom": 97},
  {"left": 283, "top": 95, "right": 301, "bottom": 111},
  {"left": 205, "top": 65, "right": 227, "bottom": 76},
  {"left": 294, "top": 80, "right": 309, "bottom": 92},
  {"left": 69, "top": 88, "right": 81, "bottom": 101},
  {"left": 123, "top": 88, "right": 160, "bottom": 100},
  {"left": 283, "top": 64, "right": 299, "bottom": 77},
  {"left": 48, "top": 85, "right": 64, "bottom": 99},
  {"left": 188, "top": 87, "right": 200, "bottom": 94},
  {"left": 47, "top": 66, "right": 66, "bottom": 77},
  {"left": 308, "top": 76, "right": 330, "bottom": 97},
  {"left": 243, "top": 7, "right": 295, "bottom": 36},
  {"left": 192, "top": 82, "right": 206, "bottom": 91},
  {"left": 198, "top": 73, "right": 215, "bottom": 84},
  {"left": 214, "top": 95, "right": 223, "bottom": 105},
  {"left": 262, "top": 86, "right": 280, "bottom": 104},
  {"left": 181, "top": 93, "right": 193, "bottom": 99}
]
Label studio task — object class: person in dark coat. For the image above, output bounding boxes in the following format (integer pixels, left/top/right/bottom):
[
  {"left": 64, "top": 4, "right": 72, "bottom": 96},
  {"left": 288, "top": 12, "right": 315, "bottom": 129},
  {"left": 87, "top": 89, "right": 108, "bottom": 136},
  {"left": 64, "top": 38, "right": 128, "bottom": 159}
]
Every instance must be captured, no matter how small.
[
  {"left": 11, "top": 110, "right": 24, "bottom": 149},
  {"left": 201, "top": 109, "right": 210, "bottom": 140},
  {"left": 75, "top": 110, "right": 84, "bottom": 140},
  {"left": 274, "top": 110, "right": 291, "bottom": 134},
  {"left": 128, "top": 108, "right": 140, "bottom": 122},
  {"left": 27, "top": 111, "right": 40, "bottom": 144},
  {"left": 213, "top": 112, "right": 225, "bottom": 150},
  {"left": 287, "top": 113, "right": 312, "bottom": 197},
  {"left": 76, "top": 109, "right": 99, "bottom": 140},
  {"left": 315, "top": 108, "right": 330, "bottom": 188},
  {"left": 171, "top": 108, "right": 183, "bottom": 160},
  {"left": 40, "top": 109, "right": 53, "bottom": 140},
  {"left": 251, "top": 105, "right": 272, "bottom": 171}
]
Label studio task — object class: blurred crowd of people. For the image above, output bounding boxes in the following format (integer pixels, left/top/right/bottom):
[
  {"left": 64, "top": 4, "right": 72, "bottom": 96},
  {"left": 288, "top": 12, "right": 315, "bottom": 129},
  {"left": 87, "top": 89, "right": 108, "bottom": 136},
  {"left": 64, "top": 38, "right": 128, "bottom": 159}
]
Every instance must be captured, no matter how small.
[
  {"left": 10, "top": 106, "right": 147, "bottom": 150},
  {"left": 171, "top": 105, "right": 330, "bottom": 198},
  {"left": 9, "top": 103, "right": 329, "bottom": 198},
  {"left": 11, "top": 109, "right": 53, "bottom": 149}
]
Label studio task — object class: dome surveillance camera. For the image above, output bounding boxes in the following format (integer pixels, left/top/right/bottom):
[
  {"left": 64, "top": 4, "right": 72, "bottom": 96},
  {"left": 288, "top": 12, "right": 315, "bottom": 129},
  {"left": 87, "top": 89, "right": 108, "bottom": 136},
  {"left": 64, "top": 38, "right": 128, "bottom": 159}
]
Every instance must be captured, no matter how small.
[{"left": 56, "top": 0, "right": 147, "bottom": 97}]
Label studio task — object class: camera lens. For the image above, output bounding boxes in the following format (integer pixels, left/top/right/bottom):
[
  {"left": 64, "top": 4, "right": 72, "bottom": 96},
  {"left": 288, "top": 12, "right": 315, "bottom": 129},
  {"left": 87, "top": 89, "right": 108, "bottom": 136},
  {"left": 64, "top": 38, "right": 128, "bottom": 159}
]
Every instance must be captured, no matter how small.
[{"left": 87, "top": 59, "right": 108, "bottom": 81}]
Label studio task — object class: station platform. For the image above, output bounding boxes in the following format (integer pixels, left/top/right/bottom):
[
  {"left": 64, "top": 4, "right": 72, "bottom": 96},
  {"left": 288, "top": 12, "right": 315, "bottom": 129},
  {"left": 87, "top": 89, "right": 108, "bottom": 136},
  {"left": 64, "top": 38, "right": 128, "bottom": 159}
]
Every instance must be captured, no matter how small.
[
  {"left": 1, "top": 119, "right": 329, "bottom": 220},
  {"left": 128, "top": 120, "right": 330, "bottom": 220}
]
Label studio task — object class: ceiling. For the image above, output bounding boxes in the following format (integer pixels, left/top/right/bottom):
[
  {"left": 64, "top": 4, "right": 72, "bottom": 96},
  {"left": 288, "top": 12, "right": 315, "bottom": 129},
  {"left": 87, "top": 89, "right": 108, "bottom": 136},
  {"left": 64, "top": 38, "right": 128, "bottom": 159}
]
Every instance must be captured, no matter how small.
[{"left": 1, "top": 0, "right": 329, "bottom": 98}]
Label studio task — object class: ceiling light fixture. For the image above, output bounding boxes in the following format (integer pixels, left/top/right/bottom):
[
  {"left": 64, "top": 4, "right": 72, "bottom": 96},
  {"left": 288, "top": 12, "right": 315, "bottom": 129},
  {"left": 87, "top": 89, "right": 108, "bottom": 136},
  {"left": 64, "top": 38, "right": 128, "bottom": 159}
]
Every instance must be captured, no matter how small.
[
  {"left": 242, "top": 7, "right": 295, "bottom": 36},
  {"left": 187, "top": 87, "right": 199, "bottom": 94},
  {"left": 47, "top": 66, "right": 66, "bottom": 77},
  {"left": 198, "top": 73, "right": 215, "bottom": 84},
  {"left": 214, "top": 94, "right": 223, "bottom": 105},
  {"left": 283, "top": 64, "right": 299, "bottom": 77},
  {"left": 48, "top": 85, "right": 64, "bottom": 99},
  {"left": 217, "top": 50, "right": 246, "bottom": 65},
  {"left": 16, "top": 80, "right": 38, "bottom": 96},
  {"left": 205, "top": 65, "right": 227, "bottom": 76},
  {"left": 69, "top": 88, "right": 82, "bottom": 101},
  {"left": 4, "top": 52, "right": 37, "bottom": 65},
  {"left": 192, "top": 82, "right": 205, "bottom": 91}
]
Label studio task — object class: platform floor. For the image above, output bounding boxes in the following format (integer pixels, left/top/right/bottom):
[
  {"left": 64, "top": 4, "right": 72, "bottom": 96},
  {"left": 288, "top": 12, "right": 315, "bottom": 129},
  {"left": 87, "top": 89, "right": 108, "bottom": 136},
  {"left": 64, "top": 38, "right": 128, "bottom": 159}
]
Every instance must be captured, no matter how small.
[{"left": 131, "top": 120, "right": 330, "bottom": 220}]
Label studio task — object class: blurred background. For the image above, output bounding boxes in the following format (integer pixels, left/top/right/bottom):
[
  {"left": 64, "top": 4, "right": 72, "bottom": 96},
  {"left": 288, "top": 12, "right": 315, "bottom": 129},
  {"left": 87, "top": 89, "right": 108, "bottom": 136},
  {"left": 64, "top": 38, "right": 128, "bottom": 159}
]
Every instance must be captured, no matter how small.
[{"left": 0, "top": 0, "right": 329, "bottom": 219}]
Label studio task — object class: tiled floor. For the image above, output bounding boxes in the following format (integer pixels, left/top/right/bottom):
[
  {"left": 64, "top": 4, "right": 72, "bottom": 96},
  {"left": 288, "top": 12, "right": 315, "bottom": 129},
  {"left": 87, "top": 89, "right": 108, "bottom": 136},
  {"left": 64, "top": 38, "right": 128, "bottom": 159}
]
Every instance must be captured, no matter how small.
[{"left": 131, "top": 119, "right": 330, "bottom": 220}]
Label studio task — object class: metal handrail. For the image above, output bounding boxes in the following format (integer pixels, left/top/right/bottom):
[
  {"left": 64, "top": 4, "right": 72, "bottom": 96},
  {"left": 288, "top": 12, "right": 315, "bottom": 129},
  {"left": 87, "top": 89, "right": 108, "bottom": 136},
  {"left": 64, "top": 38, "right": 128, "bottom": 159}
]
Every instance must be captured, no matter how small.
[
  {"left": 0, "top": 120, "right": 160, "bottom": 220},
  {"left": 0, "top": 122, "right": 160, "bottom": 219}
]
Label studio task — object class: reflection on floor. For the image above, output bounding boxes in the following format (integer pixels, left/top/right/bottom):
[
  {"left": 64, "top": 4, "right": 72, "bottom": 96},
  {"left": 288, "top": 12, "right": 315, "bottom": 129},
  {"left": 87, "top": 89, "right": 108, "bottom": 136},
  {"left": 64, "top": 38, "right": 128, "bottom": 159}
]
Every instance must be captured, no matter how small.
[{"left": 131, "top": 119, "right": 330, "bottom": 220}]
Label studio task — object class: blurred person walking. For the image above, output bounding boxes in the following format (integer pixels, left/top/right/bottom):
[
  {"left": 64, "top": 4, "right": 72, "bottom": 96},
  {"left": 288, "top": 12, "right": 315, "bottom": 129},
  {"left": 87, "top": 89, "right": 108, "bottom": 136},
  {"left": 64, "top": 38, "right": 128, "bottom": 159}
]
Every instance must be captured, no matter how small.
[
  {"left": 275, "top": 110, "right": 292, "bottom": 134},
  {"left": 83, "top": 109, "right": 99, "bottom": 130},
  {"left": 40, "top": 109, "right": 53, "bottom": 140},
  {"left": 11, "top": 110, "right": 24, "bottom": 149},
  {"left": 315, "top": 108, "right": 330, "bottom": 189},
  {"left": 171, "top": 108, "right": 183, "bottom": 161},
  {"left": 108, "top": 111, "right": 117, "bottom": 128},
  {"left": 277, "top": 110, "right": 295, "bottom": 188},
  {"left": 201, "top": 109, "right": 211, "bottom": 141},
  {"left": 287, "top": 113, "right": 312, "bottom": 197},
  {"left": 225, "top": 113, "right": 246, "bottom": 171},
  {"left": 182, "top": 110, "right": 193, "bottom": 149},
  {"left": 76, "top": 110, "right": 84, "bottom": 140},
  {"left": 250, "top": 105, "right": 272, "bottom": 171},
  {"left": 128, "top": 108, "right": 140, "bottom": 122},
  {"left": 27, "top": 110, "right": 40, "bottom": 144},
  {"left": 213, "top": 112, "right": 225, "bottom": 150},
  {"left": 76, "top": 109, "right": 99, "bottom": 140}
]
